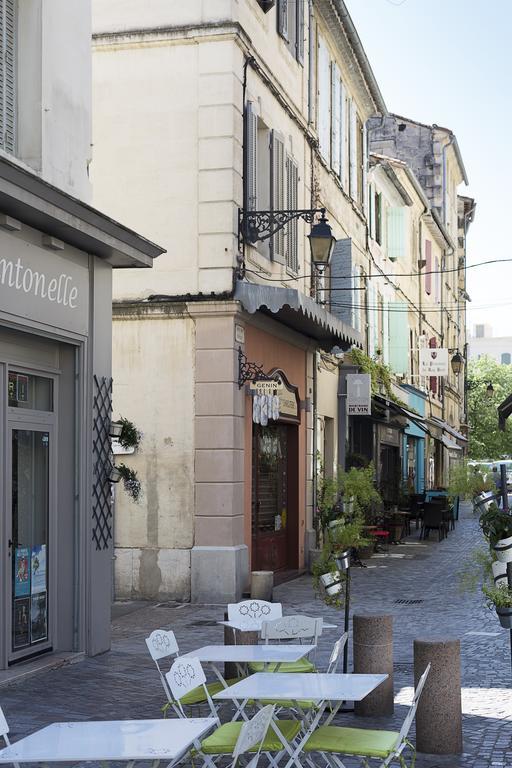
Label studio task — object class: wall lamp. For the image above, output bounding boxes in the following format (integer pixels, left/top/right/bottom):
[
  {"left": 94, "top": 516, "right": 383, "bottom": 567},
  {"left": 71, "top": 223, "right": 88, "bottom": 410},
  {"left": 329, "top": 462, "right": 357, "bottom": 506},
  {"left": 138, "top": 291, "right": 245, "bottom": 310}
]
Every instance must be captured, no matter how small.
[
  {"left": 450, "top": 351, "right": 464, "bottom": 376},
  {"left": 238, "top": 207, "right": 336, "bottom": 269}
]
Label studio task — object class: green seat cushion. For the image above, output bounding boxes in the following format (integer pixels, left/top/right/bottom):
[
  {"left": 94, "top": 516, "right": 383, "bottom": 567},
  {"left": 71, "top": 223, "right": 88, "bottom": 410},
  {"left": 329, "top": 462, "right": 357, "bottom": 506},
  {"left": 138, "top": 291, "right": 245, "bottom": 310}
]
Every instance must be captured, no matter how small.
[
  {"left": 181, "top": 677, "right": 241, "bottom": 706},
  {"left": 304, "top": 726, "right": 400, "bottom": 759},
  {"left": 201, "top": 720, "right": 302, "bottom": 754},
  {"left": 248, "top": 658, "right": 316, "bottom": 673}
]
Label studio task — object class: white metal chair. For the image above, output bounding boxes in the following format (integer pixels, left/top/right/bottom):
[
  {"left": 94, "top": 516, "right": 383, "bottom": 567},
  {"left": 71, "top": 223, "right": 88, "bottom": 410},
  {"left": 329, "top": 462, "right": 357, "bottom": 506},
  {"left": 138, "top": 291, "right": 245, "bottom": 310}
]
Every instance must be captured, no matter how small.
[
  {"left": 249, "top": 615, "right": 322, "bottom": 673},
  {"left": 0, "top": 706, "right": 20, "bottom": 768},
  {"left": 301, "top": 663, "right": 432, "bottom": 768},
  {"left": 145, "top": 628, "right": 239, "bottom": 714},
  {"left": 228, "top": 600, "right": 283, "bottom": 629},
  {"left": 166, "top": 658, "right": 300, "bottom": 768}
]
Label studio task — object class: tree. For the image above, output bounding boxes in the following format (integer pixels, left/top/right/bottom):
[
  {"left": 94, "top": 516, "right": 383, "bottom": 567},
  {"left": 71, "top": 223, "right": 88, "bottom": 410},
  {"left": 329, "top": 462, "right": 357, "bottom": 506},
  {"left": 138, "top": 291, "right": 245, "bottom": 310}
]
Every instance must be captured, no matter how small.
[{"left": 468, "top": 356, "right": 512, "bottom": 459}]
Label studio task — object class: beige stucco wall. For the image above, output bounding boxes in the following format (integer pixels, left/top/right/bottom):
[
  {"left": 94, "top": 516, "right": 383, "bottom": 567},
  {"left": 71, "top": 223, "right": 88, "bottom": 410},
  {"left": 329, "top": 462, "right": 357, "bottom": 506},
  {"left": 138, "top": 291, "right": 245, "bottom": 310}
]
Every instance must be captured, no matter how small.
[{"left": 112, "top": 305, "right": 195, "bottom": 600}]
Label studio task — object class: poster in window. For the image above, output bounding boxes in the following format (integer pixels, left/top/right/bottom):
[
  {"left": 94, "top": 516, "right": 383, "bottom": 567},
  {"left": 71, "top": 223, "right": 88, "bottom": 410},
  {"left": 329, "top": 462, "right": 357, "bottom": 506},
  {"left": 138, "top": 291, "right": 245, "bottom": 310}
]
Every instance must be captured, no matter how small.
[
  {"left": 13, "top": 597, "right": 30, "bottom": 648},
  {"left": 31, "top": 545, "right": 47, "bottom": 594},
  {"left": 31, "top": 592, "right": 48, "bottom": 643},
  {"left": 15, "top": 547, "right": 30, "bottom": 597}
]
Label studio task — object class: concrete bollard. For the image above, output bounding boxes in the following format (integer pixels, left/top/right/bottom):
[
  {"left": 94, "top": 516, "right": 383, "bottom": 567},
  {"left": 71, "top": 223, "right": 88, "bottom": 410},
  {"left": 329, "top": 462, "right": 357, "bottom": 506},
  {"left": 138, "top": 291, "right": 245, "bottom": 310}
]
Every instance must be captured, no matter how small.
[
  {"left": 413, "top": 638, "right": 463, "bottom": 754},
  {"left": 223, "top": 611, "right": 258, "bottom": 679},
  {"left": 353, "top": 614, "right": 394, "bottom": 716},
  {"left": 251, "top": 571, "right": 274, "bottom": 601}
]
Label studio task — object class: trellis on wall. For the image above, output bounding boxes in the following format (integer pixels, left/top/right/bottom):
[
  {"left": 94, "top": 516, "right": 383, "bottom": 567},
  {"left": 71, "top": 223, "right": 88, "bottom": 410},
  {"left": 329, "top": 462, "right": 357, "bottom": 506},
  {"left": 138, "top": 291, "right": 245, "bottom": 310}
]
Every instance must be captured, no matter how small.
[{"left": 92, "top": 375, "right": 113, "bottom": 550}]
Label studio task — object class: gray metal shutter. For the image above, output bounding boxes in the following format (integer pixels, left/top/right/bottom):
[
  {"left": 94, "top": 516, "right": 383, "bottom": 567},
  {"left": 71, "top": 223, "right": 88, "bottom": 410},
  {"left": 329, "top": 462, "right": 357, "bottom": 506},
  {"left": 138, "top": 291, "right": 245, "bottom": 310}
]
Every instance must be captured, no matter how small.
[
  {"left": 296, "top": 0, "right": 304, "bottom": 64},
  {"left": 245, "top": 102, "right": 258, "bottom": 211},
  {"left": 286, "top": 154, "right": 298, "bottom": 272},
  {"left": 270, "top": 130, "right": 285, "bottom": 264},
  {"left": 329, "top": 238, "right": 353, "bottom": 326},
  {"left": 277, "top": 0, "right": 288, "bottom": 40},
  {"left": 0, "top": 0, "right": 16, "bottom": 154}
]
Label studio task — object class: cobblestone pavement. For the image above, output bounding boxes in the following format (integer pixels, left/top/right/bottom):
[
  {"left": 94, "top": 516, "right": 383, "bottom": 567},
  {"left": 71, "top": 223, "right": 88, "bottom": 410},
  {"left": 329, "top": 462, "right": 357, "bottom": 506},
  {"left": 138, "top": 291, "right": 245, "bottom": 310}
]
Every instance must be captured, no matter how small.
[{"left": 1, "top": 504, "right": 512, "bottom": 766}]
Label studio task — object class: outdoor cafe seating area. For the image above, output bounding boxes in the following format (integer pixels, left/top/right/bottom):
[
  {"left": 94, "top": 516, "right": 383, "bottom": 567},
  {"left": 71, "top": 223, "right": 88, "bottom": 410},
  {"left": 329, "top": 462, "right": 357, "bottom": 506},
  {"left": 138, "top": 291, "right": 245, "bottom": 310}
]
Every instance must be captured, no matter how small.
[{"left": 0, "top": 598, "right": 431, "bottom": 767}]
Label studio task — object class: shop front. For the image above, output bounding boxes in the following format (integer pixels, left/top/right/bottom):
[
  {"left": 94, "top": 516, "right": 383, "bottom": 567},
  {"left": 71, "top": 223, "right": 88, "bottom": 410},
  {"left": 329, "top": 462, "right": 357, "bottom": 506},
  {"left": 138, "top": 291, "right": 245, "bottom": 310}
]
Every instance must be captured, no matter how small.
[{"left": 0, "top": 160, "right": 162, "bottom": 672}]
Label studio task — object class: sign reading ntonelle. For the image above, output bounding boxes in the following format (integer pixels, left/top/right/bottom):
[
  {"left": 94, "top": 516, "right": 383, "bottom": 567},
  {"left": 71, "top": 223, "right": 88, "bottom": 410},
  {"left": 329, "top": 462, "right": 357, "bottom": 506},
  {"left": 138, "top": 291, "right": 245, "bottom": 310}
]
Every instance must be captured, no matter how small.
[
  {"left": 419, "top": 348, "right": 449, "bottom": 376},
  {"left": 347, "top": 373, "right": 371, "bottom": 416},
  {"left": 0, "top": 237, "right": 89, "bottom": 335}
]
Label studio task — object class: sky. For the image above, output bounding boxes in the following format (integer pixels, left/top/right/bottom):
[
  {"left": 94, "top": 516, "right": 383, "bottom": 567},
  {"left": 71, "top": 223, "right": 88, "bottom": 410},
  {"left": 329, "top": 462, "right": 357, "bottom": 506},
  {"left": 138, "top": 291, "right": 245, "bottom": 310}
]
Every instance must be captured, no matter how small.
[{"left": 344, "top": 0, "right": 512, "bottom": 338}]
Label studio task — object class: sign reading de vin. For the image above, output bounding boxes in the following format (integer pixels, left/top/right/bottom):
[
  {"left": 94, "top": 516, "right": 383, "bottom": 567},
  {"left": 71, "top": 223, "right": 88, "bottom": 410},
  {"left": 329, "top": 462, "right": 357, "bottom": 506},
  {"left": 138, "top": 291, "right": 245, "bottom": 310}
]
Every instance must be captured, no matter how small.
[{"left": 346, "top": 373, "right": 372, "bottom": 416}]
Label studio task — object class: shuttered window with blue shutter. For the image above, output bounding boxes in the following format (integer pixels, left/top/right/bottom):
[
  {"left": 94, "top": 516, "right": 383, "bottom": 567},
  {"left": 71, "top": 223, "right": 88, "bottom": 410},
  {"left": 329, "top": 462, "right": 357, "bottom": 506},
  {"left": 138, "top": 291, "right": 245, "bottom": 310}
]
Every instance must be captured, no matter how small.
[
  {"left": 329, "top": 239, "right": 355, "bottom": 328},
  {"left": 388, "top": 301, "right": 409, "bottom": 374},
  {"left": 386, "top": 207, "right": 406, "bottom": 261},
  {"left": 0, "top": 0, "right": 16, "bottom": 154},
  {"left": 318, "top": 37, "right": 331, "bottom": 164}
]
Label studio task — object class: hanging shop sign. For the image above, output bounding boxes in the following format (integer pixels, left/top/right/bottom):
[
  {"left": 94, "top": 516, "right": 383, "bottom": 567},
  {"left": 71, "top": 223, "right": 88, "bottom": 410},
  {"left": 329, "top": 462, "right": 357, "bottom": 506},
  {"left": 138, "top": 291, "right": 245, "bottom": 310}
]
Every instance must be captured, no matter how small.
[
  {"left": 250, "top": 370, "right": 299, "bottom": 424},
  {"left": 347, "top": 373, "right": 372, "bottom": 416},
  {"left": 419, "top": 348, "right": 449, "bottom": 376}
]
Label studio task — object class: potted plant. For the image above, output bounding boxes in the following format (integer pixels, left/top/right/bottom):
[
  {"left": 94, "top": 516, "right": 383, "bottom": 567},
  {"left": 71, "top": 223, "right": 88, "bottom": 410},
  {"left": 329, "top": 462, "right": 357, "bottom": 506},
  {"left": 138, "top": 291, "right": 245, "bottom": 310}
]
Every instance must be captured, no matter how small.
[
  {"left": 112, "top": 462, "right": 142, "bottom": 502},
  {"left": 483, "top": 583, "right": 512, "bottom": 628},
  {"left": 312, "top": 517, "right": 369, "bottom": 607},
  {"left": 117, "top": 417, "right": 142, "bottom": 450},
  {"left": 479, "top": 503, "right": 512, "bottom": 562}
]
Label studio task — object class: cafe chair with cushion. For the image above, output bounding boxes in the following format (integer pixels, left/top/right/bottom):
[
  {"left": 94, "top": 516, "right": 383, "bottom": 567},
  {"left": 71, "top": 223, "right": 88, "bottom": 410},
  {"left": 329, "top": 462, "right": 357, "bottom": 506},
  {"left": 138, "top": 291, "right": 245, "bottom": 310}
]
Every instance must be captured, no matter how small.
[
  {"left": 0, "top": 706, "right": 20, "bottom": 768},
  {"left": 420, "top": 504, "right": 445, "bottom": 542},
  {"left": 248, "top": 615, "right": 322, "bottom": 674},
  {"left": 301, "top": 663, "right": 431, "bottom": 768},
  {"left": 145, "top": 628, "right": 240, "bottom": 714},
  {"left": 166, "top": 658, "right": 301, "bottom": 768}
]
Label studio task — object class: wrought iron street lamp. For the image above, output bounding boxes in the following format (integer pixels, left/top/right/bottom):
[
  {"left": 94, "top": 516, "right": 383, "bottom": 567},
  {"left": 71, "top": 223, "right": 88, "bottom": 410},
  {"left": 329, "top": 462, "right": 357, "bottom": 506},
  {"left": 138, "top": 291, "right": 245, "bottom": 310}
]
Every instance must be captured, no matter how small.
[
  {"left": 238, "top": 207, "right": 336, "bottom": 268},
  {"left": 486, "top": 381, "right": 495, "bottom": 398},
  {"left": 450, "top": 351, "right": 464, "bottom": 376}
]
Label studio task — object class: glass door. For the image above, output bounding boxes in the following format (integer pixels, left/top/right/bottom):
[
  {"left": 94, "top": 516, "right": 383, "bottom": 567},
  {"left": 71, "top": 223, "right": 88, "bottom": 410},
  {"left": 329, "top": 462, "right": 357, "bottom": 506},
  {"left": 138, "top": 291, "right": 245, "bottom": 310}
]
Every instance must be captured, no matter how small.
[{"left": 9, "top": 426, "right": 52, "bottom": 658}]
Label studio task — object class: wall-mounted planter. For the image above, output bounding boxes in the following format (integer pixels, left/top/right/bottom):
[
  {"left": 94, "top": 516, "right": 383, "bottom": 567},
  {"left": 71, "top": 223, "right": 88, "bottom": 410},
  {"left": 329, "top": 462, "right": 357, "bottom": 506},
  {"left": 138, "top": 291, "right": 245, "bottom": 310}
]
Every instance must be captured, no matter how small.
[
  {"left": 492, "top": 560, "right": 508, "bottom": 587},
  {"left": 493, "top": 536, "right": 512, "bottom": 563},
  {"left": 496, "top": 606, "right": 512, "bottom": 629}
]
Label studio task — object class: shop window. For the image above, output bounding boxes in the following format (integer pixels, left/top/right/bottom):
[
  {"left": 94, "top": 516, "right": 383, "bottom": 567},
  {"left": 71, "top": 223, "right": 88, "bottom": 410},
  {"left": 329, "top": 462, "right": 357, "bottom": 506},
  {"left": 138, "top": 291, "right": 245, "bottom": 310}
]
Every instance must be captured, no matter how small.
[{"left": 8, "top": 371, "right": 53, "bottom": 411}]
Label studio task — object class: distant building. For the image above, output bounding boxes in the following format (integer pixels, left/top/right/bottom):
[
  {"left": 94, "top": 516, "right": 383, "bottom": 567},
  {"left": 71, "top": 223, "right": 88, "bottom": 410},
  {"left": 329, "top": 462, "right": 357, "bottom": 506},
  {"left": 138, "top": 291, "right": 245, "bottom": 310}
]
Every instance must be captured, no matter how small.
[{"left": 469, "top": 326, "right": 512, "bottom": 365}]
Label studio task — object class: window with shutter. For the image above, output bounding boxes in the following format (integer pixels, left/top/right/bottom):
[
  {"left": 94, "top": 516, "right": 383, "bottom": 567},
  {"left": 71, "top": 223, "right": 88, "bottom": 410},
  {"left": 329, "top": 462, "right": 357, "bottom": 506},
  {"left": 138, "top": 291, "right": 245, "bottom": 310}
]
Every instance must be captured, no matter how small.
[
  {"left": 285, "top": 154, "right": 299, "bottom": 272},
  {"left": 296, "top": 0, "right": 305, "bottom": 64},
  {"left": 425, "top": 239, "right": 432, "bottom": 294},
  {"left": 270, "top": 130, "right": 285, "bottom": 264},
  {"left": 340, "top": 81, "right": 346, "bottom": 189},
  {"left": 329, "top": 238, "right": 353, "bottom": 327},
  {"left": 331, "top": 63, "right": 341, "bottom": 178},
  {"left": 386, "top": 207, "right": 406, "bottom": 261},
  {"left": 388, "top": 302, "right": 409, "bottom": 375},
  {"left": 356, "top": 115, "right": 364, "bottom": 207},
  {"left": 317, "top": 37, "right": 331, "bottom": 164},
  {"left": 277, "top": 0, "right": 288, "bottom": 40},
  {"left": 244, "top": 102, "right": 258, "bottom": 211},
  {"left": 348, "top": 100, "right": 357, "bottom": 200},
  {"left": 362, "top": 122, "right": 368, "bottom": 214},
  {"left": 0, "top": 0, "right": 16, "bottom": 154},
  {"left": 375, "top": 192, "right": 382, "bottom": 245}
]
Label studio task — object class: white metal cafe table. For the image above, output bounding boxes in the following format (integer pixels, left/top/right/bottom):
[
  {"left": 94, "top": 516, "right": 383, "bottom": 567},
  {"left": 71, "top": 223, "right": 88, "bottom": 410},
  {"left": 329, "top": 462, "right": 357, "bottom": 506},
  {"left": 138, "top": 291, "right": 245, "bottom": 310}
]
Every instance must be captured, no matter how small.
[
  {"left": 213, "top": 672, "right": 388, "bottom": 768},
  {"left": 220, "top": 617, "right": 337, "bottom": 632},
  {"left": 0, "top": 717, "right": 217, "bottom": 765},
  {"left": 181, "top": 644, "right": 316, "bottom": 685}
]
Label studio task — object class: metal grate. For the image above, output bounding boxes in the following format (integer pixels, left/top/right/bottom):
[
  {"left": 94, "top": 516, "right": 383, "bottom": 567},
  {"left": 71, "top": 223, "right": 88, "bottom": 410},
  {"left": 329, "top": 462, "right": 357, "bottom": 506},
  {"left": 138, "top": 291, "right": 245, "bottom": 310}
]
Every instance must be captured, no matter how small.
[
  {"left": 92, "top": 375, "right": 113, "bottom": 550},
  {"left": 394, "top": 599, "right": 424, "bottom": 605}
]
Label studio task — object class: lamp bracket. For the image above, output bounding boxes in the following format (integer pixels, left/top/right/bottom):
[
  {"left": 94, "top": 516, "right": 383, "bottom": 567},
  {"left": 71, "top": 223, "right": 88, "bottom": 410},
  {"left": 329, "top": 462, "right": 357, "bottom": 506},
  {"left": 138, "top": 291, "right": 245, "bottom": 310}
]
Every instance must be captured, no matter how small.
[
  {"left": 238, "top": 207, "right": 325, "bottom": 246},
  {"left": 238, "top": 346, "right": 275, "bottom": 389}
]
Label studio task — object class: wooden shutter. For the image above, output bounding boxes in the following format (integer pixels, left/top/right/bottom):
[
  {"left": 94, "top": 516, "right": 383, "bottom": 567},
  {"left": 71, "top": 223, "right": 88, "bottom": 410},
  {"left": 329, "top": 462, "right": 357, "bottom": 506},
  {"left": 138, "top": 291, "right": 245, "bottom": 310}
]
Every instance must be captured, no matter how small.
[
  {"left": 362, "top": 122, "right": 368, "bottom": 215},
  {"left": 387, "top": 207, "right": 406, "bottom": 261},
  {"left": 331, "top": 63, "right": 341, "bottom": 177},
  {"left": 277, "top": 0, "right": 288, "bottom": 40},
  {"left": 317, "top": 37, "right": 331, "bottom": 164},
  {"left": 330, "top": 238, "right": 352, "bottom": 326},
  {"left": 429, "top": 337, "right": 438, "bottom": 394},
  {"left": 271, "top": 130, "right": 285, "bottom": 264},
  {"left": 245, "top": 102, "right": 258, "bottom": 211},
  {"left": 388, "top": 302, "right": 409, "bottom": 375},
  {"left": 296, "top": 0, "right": 304, "bottom": 64},
  {"left": 349, "top": 99, "right": 357, "bottom": 200},
  {"left": 0, "top": 0, "right": 16, "bottom": 154},
  {"left": 340, "top": 81, "right": 346, "bottom": 189},
  {"left": 425, "top": 239, "right": 432, "bottom": 294},
  {"left": 285, "top": 154, "right": 299, "bottom": 272},
  {"left": 375, "top": 192, "right": 382, "bottom": 244}
]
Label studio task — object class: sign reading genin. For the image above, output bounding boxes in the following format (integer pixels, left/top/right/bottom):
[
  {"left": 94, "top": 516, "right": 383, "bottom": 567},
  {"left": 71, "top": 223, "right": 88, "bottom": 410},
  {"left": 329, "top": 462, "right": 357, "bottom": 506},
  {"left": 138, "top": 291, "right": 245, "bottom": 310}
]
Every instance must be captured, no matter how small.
[{"left": 0, "top": 256, "right": 79, "bottom": 308}]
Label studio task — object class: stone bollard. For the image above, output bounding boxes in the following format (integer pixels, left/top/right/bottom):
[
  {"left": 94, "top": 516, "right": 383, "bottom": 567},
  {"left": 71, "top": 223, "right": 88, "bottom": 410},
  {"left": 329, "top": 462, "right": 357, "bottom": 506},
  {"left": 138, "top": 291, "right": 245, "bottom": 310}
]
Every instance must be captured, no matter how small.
[
  {"left": 353, "top": 614, "right": 394, "bottom": 716},
  {"left": 223, "top": 611, "right": 258, "bottom": 679},
  {"left": 413, "top": 638, "right": 462, "bottom": 754},
  {"left": 251, "top": 571, "right": 274, "bottom": 601}
]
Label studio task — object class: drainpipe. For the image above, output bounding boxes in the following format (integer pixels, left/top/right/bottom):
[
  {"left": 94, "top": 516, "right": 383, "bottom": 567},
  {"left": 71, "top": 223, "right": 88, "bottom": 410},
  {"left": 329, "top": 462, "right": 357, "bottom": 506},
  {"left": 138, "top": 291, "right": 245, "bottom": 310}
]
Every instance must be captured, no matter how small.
[{"left": 312, "top": 350, "right": 318, "bottom": 541}]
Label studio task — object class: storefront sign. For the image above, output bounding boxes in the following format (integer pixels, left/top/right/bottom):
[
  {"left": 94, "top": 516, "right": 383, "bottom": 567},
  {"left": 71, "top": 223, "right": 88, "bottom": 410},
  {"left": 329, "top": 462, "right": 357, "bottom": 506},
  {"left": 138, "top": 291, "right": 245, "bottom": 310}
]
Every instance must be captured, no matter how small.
[
  {"left": 379, "top": 423, "right": 401, "bottom": 446},
  {"left": 347, "top": 373, "right": 372, "bottom": 415},
  {"left": 419, "top": 348, "right": 449, "bottom": 376},
  {"left": 250, "top": 371, "right": 299, "bottom": 423},
  {"left": 0, "top": 235, "right": 89, "bottom": 335}
]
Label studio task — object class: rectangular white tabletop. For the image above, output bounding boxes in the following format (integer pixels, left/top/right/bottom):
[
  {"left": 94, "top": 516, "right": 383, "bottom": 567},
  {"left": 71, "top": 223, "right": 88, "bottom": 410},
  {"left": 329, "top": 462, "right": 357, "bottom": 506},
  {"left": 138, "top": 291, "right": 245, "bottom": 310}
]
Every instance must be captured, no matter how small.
[
  {"left": 212, "top": 672, "right": 388, "bottom": 703},
  {"left": 0, "top": 718, "right": 217, "bottom": 763},
  {"left": 181, "top": 644, "right": 316, "bottom": 663},
  {"left": 220, "top": 620, "right": 337, "bottom": 631}
]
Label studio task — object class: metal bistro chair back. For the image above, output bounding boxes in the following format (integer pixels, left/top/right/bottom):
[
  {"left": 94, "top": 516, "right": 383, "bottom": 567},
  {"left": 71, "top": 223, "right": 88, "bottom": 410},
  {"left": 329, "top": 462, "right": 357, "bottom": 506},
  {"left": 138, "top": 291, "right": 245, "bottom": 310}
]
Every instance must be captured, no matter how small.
[
  {"left": 261, "top": 615, "right": 322, "bottom": 645},
  {"left": 145, "top": 629, "right": 180, "bottom": 706},
  {"left": 326, "top": 632, "right": 348, "bottom": 674},
  {"left": 231, "top": 705, "right": 276, "bottom": 768},
  {"left": 228, "top": 600, "right": 282, "bottom": 628},
  {"left": 0, "top": 706, "right": 20, "bottom": 768},
  {"left": 166, "top": 657, "right": 217, "bottom": 721},
  {"left": 396, "top": 663, "right": 432, "bottom": 746}
]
